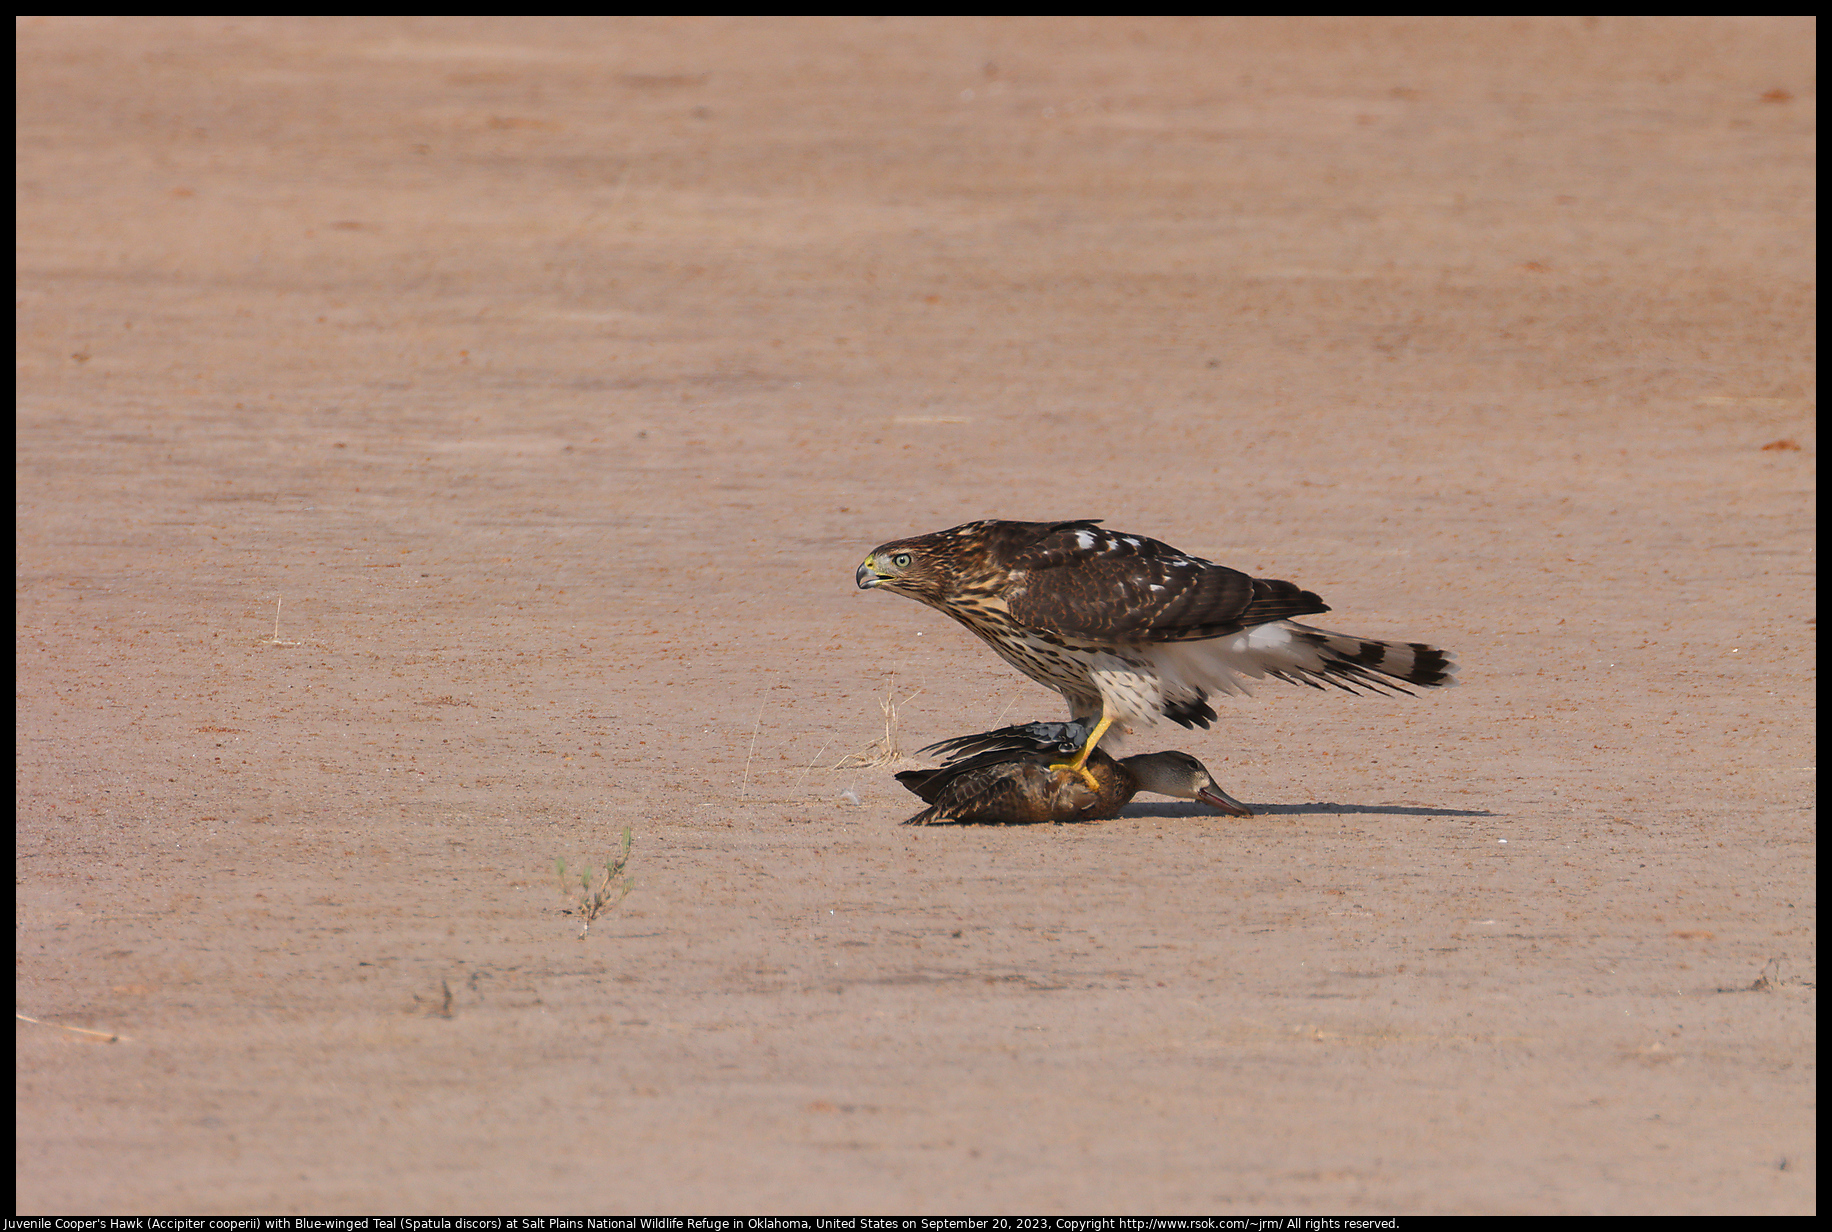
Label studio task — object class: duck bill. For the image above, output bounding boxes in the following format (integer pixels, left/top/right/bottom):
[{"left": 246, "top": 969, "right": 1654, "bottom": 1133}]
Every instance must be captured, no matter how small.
[{"left": 1197, "top": 785, "right": 1254, "bottom": 817}]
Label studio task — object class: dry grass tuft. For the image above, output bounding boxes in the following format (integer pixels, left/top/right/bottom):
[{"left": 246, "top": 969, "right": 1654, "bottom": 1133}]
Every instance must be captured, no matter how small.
[{"left": 832, "top": 685, "right": 923, "bottom": 770}]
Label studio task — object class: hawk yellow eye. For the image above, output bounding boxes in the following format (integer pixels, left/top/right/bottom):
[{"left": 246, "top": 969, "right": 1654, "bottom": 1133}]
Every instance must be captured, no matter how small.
[{"left": 892, "top": 553, "right": 912, "bottom": 568}]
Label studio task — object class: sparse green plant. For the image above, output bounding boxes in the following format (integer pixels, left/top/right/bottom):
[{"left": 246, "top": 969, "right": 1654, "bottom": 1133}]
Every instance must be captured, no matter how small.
[{"left": 555, "top": 827, "right": 635, "bottom": 939}]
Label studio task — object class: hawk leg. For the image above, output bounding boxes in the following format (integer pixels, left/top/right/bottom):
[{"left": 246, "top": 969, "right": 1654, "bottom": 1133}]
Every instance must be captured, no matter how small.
[{"left": 1048, "top": 711, "right": 1114, "bottom": 792}]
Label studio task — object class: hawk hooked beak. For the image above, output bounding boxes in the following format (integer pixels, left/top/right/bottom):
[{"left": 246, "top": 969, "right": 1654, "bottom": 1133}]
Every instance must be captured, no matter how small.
[{"left": 856, "top": 555, "right": 887, "bottom": 589}]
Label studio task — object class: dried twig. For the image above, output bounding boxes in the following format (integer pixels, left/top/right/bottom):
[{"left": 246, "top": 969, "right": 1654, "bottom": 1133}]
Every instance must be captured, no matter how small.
[
  {"left": 16, "top": 1013, "right": 124, "bottom": 1043},
  {"left": 258, "top": 595, "right": 301, "bottom": 647},
  {"left": 739, "top": 703, "right": 763, "bottom": 800}
]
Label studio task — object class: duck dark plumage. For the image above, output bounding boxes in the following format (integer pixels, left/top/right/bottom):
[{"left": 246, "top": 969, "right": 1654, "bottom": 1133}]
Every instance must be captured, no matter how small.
[{"left": 895, "top": 722, "right": 1253, "bottom": 826}]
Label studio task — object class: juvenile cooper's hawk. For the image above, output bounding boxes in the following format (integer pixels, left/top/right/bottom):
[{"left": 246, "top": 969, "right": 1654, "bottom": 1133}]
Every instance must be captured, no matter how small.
[{"left": 855, "top": 519, "right": 1455, "bottom": 787}]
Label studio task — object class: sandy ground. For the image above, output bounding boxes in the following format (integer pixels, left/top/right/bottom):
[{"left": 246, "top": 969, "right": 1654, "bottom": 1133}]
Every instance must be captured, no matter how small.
[{"left": 14, "top": 16, "right": 1816, "bottom": 1215}]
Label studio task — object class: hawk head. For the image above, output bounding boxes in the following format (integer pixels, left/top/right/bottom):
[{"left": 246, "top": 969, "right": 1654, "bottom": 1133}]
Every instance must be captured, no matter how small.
[
  {"left": 857, "top": 519, "right": 1108, "bottom": 615},
  {"left": 855, "top": 530, "right": 958, "bottom": 608},
  {"left": 857, "top": 520, "right": 1049, "bottom": 607}
]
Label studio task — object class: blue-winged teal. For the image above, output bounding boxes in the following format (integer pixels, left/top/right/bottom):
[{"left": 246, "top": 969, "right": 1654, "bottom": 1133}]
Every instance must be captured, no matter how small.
[{"left": 896, "top": 722, "right": 1253, "bottom": 826}]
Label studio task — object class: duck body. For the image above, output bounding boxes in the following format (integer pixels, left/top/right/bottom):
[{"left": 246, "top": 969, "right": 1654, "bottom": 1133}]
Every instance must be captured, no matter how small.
[
  {"left": 897, "top": 746, "right": 1133, "bottom": 825},
  {"left": 895, "top": 722, "right": 1253, "bottom": 826}
]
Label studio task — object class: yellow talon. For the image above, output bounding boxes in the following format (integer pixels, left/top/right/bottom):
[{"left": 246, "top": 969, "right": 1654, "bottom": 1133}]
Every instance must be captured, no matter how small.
[
  {"left": 1049, "top": 760, "right": 1103, "bottom": 792},
  {"left": 1048, "top": 712, "right": 1114, "bottom": 793}
]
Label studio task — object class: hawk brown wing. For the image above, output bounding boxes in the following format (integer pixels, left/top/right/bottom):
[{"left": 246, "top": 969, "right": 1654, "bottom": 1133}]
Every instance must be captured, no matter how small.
[{"left": 991, "top": 520, "right": 1331, "bottom": 644}]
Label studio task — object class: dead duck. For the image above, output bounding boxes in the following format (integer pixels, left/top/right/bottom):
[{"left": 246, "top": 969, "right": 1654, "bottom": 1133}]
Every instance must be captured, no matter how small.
[{"left": 895, "top": 722, "right": 1253, "bottom": 825}]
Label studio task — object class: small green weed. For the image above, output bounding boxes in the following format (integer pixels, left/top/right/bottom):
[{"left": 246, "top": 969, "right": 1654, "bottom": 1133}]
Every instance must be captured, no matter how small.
[{"left": 555, "top": 827, "right": 635, "bottom": 939}]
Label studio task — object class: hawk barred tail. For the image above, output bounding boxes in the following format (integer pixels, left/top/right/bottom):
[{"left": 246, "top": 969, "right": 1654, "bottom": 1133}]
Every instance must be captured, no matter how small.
[{"left": 856, "top": 519, "right": 1456, "bottom": 788}]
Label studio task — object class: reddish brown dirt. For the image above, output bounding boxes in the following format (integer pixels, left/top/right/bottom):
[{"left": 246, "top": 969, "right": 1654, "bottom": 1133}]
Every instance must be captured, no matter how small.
[{"left": 16, "top": 16, "right": 1815, "bottom": 1215}]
